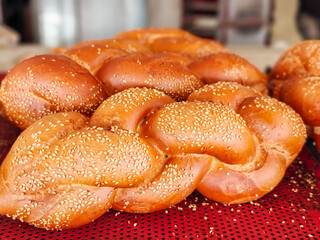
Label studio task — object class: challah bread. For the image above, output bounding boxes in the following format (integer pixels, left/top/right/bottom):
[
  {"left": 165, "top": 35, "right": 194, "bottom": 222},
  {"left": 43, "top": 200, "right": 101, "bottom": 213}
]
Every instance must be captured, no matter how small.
[
  {"left": 0, "top": 54, "right": 107, "bottom": 129},
  {"left": 0, "top": 27, "right": 268, "bottom": 129},
  {"left": 270, "top": 40, "right": 320, "bottom": 150},
  {"left": 0, "top": 83, "right": 306, "bottom": 229}
]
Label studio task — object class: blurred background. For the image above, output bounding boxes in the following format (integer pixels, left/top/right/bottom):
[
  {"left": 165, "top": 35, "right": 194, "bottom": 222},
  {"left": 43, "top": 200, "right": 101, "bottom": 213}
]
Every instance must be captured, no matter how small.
[{"left": 0, "top": 0, "right": 319, "bottom": 71}]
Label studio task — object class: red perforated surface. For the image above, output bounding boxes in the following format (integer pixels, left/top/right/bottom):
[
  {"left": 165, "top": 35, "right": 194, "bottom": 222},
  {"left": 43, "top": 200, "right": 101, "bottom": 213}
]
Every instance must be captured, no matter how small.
[{"left": 0, "top": 73, "right": 320, "bottom": 239}]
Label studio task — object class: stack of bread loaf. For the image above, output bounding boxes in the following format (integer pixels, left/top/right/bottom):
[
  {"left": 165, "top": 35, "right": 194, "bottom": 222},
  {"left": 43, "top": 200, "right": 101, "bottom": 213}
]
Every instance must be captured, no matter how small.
[{"left": 0, "top": 28, "right": 307, "bottom": 230}]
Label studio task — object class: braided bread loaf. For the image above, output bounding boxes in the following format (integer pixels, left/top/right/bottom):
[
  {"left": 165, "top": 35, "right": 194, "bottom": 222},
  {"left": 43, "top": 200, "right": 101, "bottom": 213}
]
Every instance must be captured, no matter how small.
[
  {"left": 0, "top": 82, "right": 306, "bottom": 230},
  {"left": 270, "top": 40, "right": 320, "bottom": 151},
  {"left": 0, "top": 28, "right": 268, "bottom": 129}
]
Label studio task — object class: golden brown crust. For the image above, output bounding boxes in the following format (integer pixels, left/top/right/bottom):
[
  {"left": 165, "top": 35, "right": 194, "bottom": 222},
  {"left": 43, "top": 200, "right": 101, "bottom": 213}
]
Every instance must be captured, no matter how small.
[
  {"left": 64, "top": 45, "right": 129, "bottom": 75},
  {"left": 139, "top": 100, "right": 257, "bottom": 165},
  {"left": 0, "top": 28, "right": 271, "bottom": 130},
  {"left": 237, "top": 96, "right": 306, "bottom": 165},
  {"left": 89, "top": 87, "right": 175, "bottom": 131},
  {"left": 188, "top": 53, "right": 268, "bottom": 94},
  {"left": 270, "top": 40, "right": 320, "bottom": 82},
  {"left": 0, "top": 84, "right": 306, "bottom": 229},
  {"left": 0, "top": 112, "right": 167, "bottom": 229},
  {"left": 188, "top": 83, "right": 305, "bottom": 203},
  {"left": 269, "top": 40, "right": 320, "bottom": 98},
  {"left": 0, "top": 54, "right": 107, "bottom": 129},
  {"left": 270, "top": 40, "right": 320, "bottom": 150},
  {"left": 197, "top": 148, "right": 287, "bottom": 204},
  {"left": 0, "top": 28, "right": 308, "bottom": 230},
  {"left": 95, "top": 52, "right": 204, "bottom": 101},
  {"left": 278, "top": 76, "right": 320, "bottom": 126},
  {"left": 113, "top": 154, "right": 214, "bottom": 213},
  {"left": 187, "top": 81, "right": 261, "bottom": 110},
  {"left": 150, "top": 37, "right": 228, "bottom": 58},
  {"left": 153, "top": 52, "right": 194, "bottom": 65},
  {"left": 63, "top": 39, "right": 151, "bottom": 75}
]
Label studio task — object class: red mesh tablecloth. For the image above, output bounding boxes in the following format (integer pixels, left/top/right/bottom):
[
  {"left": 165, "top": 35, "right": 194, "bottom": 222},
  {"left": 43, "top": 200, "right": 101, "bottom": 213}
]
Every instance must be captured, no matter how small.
[{"left": 0, "top": 73, "right": 319, "bottom": 239}]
